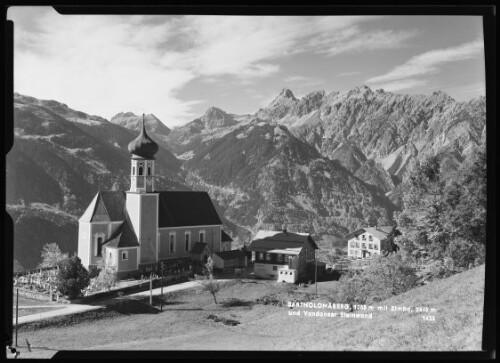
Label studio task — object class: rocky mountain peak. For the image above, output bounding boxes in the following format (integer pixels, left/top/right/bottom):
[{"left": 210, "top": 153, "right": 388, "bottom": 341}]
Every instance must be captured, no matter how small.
[
  {"left": 200, "top": 106, "right": 236, "bottom": 130},
  {"left": 279, "top": 88, "right": 297, "bottom": 100},
  {"left": 109, "top": 112, "right": 171, "bottom": 135}
]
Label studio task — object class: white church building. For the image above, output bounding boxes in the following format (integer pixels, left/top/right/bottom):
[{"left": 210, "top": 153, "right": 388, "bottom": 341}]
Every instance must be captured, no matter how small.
[{"left": 77, "top": 115, "right": 232, "bottom": 278}]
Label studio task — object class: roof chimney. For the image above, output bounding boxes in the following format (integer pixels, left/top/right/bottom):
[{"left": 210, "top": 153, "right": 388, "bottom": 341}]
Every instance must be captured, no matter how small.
[{"left": 281, "top": 223, "right": 287, "bottom": 234}]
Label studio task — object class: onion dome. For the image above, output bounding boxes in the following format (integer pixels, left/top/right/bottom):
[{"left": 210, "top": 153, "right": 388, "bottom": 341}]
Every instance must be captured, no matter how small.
[{"left": 127, "top": 114, "right": 159, "bottom": 159}]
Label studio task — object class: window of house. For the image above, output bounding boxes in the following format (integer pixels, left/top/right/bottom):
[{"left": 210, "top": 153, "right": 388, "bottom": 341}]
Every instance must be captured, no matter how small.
[
  {"left": 185, "top": 232, "right": 191, "bottom": 251},
  {"left": 369, "top": 235, "right": 373, "bottom": 241},
  {"left": 280, "top": 271, "right": 283, "bottom": 274},
  {"left": 355, "top": 242, "right": 359, "bottom": 248},
  {"left": 374, "top": 244, "right": 379, "bottom": 250},
  {"left": 258, "top": 252, "right": 264, "bottom": 260},
  {"left": 362, "top": 243, "right": 366, "bottom": 249},
  {"left": 199, "top": 230, "right": 205, "bottom": 243},
  {"left": 169, "top": 233, "right": 175, "bottom": 253},
  {"left": 368, "top": 244, "right": 373, "bottom": 249},
  {"left": 273, "top": 266, "right": 277, "bottom": 271},
  {"left": 362, "top": 235, "right": 366, "bottom": 240},
  {"left": 109, "top": 252, "right": 112, "bottom": 259},
  {"left": 121, "top": 251, "right": 128, "bottom": 260},
  {"left": 265, "top": 253, "right": 271, "bottom": 261}
]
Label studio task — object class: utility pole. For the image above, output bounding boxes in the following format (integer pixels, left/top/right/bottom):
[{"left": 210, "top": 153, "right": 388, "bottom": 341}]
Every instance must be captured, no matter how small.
[
  {"left": 149, "top": 273, "right": 153, "bottom": 306},
  {"left": 15, "top": 289, "right": 19, "bottom": 347},
  {"left": 315, "top": 250, "right": 318, "bottom": 296},
  {"left": 160, "top": 263, "right": 164, "bottom": 312}
]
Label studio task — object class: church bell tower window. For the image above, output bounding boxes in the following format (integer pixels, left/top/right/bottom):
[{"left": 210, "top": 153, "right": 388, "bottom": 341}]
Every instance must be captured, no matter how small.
[{"left": 138, "top": 166, "right": 143, "bottom": 175}]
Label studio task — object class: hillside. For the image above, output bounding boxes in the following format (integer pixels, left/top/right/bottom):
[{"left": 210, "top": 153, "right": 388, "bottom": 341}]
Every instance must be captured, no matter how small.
[
  {"left": 16, "top": 264, "right": 485, "bottom": 355},
  {"left": 184, "top": 120, "right": 395, "bottom": 239},
  {"left": 7, "top": 94, "right": 187, "bottom": 269},
  {"left": 170, "top": 87, "right": 485, "bottom": 191},
  {"left": 7, "top": 87, "right": 485, "bottom": 268}
]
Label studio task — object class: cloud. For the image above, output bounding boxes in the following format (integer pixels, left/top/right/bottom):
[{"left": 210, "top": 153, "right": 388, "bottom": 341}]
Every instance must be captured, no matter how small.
[
  {"left": 9, "top": 10, "right": 419, "bottom": 126},
  {"left": 366, "top": 40, "right": 484, "bottom": 87},
  {"left": 372, "top": 79, "right": 429, "bottom": 92},
  {"left": 314, "top": 29, "right": 418, "bottom": 57},
  {"left": 441, "top": 82, "right": 485, "bottom": 101},
  {"left": 283, "top": 75, "right": 325, "bottom": 87},
  {"left": 337, "top": 71, "right": 361, "bottom": 77}
]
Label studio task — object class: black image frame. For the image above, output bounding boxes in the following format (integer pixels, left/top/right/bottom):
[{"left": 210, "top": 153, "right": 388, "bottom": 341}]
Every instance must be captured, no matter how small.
[{"left": 2, "top": 1, "right": 496, "bottom": 360}]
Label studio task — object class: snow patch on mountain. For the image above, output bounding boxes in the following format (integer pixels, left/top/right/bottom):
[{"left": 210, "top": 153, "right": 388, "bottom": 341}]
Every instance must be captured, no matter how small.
[{"left": 177, "top": 150, "right": 195, "bottom": 160}]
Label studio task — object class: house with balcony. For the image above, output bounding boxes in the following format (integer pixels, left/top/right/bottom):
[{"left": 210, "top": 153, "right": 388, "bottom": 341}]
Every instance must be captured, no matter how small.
[
  {"left": 247, "top": 229, "right": 318, "bottom": 283},
  {"left": 345, "top": 226, "right": 395, "bottom": 259}
]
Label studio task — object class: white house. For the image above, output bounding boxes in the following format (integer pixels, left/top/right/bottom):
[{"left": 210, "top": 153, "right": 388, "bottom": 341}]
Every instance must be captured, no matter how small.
[
  {"left": 345, "top": 226, "right": 394, "bottom": 259},
  {"left": 247, "top": 229, "right": 318, "bottom": 283}
]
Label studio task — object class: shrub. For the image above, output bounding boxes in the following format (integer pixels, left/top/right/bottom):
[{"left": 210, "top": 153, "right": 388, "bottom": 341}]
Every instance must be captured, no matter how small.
[
  {"left": 56, "top": 256, "right": 90, "bottom": 300},
  {"left": 220, "top": 298, "right": 252, "bottom": 308},
  {"left": 364, "top": 253, "right": 419, "bottom": 301},
  {"left": 256, "top": 294, "right": 282, "bottom": 306},
  {"left": 331, "top": 253, "right": 419, "bottom": 307}
]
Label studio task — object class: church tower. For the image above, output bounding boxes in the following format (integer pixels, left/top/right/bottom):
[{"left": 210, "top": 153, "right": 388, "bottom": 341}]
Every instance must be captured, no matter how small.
[
  {"left": 128, "top": 114, "right": 158, "bottom": 193},
  {"left": 126, "top": 114, "right": 160, "bottom": 266}
]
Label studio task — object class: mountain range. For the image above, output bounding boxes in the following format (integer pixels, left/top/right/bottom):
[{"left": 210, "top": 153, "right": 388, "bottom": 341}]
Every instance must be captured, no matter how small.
[{"left": 7, "top": 87, "right": 486, "bottom": 269}]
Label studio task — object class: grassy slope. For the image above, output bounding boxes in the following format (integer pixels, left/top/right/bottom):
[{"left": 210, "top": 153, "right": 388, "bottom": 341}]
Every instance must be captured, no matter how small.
[{"left": 17, "top": 265, "right": 484, "bottom": 356}]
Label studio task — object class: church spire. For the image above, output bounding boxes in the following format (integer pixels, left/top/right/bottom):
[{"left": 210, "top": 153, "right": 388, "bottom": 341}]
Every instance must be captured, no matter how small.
[
  {"left": 128, "top": 113, "right": 158, "bottom": 192},
  {"left": 127, "top": 113, "right": 159, "bottom": 160}
]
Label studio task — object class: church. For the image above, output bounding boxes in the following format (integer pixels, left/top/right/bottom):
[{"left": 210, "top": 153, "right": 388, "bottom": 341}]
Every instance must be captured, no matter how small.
[{"left": 77, "top": 115, "right": 232, "bottom": 278}]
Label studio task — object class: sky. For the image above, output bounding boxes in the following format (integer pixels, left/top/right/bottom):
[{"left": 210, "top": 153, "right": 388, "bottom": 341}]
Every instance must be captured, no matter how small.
[{"left": 8, "top": 8, "right": 486, "bottom": 128}]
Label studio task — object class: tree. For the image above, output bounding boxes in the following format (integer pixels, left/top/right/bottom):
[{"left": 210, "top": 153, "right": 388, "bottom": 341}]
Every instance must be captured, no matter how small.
[
  {"left": 395, "top": 147, "right": 486, "bottom": 271},
  {"left": 331, "top": 253, "right": 419, "bottom": 308},
  {"left": 56, "top": 256, "right": 90, "bottom": 299},
  {"left": 39, "top": 243, "right": 68, "bottom": 270},
  {"left": 363, "top": 253, "right": 419, "bottom": 302},
  {"left": 331, "top": 271, "right": 373, "bottom": 311},
  {"left": 95, "top": 257, "right": 117, "bottom": 291},
  {"left": 195, "top": 257, "right": 221, "bottom": 304}
]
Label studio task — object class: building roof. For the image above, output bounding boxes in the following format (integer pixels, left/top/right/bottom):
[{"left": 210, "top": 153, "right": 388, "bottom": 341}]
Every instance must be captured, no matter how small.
[
  {"left": 345, "top": 226, "right": 393, "bottom": 240},
  {"left": 82, "top": 190, "right": 222, "bottom": 228},
  {"left": 127, "top": 114, "right": 159, "bottom": 160},
  {"left": 158, "top": 191, "right": 222, "bottom": 228},
  {"left": 191, "top": 242, "right": 211, "bottom": 255},
  {"left": 214, "top": 250, "right": 247, "bottom": 260},
  {"left": 103, "top": 214, "right": 140, "bottom": 248},
  {"left": 247, "top": 230, "right": 318, "bottom": 252},
  {"left": 221, "top": 230, "right": 233, "bottom": 243},
  {"left": 79, "top": 191, "right": 126, "bottom": 223},
  {"left": 266, "top": 248, "right": 301, "bottom": 255}
]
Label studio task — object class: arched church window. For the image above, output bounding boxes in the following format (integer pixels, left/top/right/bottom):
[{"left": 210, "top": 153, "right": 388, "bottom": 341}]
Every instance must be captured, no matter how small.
[
  {"left": 138, "top": 166, "right": 143, "bottom": 175},
  {"left": 97, "top": 237, "right": 103, "bottom": 256},
  {"left": 147, "top": 166, "right": 151, "bottom": 176}
]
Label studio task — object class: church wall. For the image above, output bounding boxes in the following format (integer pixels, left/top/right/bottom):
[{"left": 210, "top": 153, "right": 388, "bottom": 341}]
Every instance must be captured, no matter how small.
[
  {"left": 117, "top": 247, "right": 138, "bottom": 272},
  {"left": 89, "top": 223, "right": 109, "bottom": 266},
  {"left": 139, "top": 194, "right": 159, "bottom": 264},
  {"left": 78, "top": 222, "right": 91, "bottom": 269},
  {"left": 158, "top": 225, "right": 222, "bottom": 260},
  {"left": 126, "top": 193, "right": 142, "bottom": 242}
]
